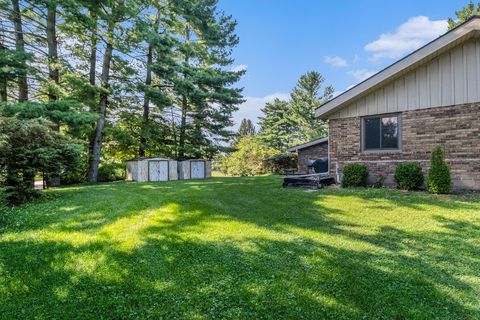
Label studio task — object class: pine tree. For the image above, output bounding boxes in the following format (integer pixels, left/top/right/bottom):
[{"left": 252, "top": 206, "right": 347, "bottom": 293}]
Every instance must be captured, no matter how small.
[
  {"left": 258, "top": 99, "right": 296, "bottom": 151},
  {"left": 164, "top": 0, "right": 244, "bottom": 159},
  {"left": 0, "top": 0, "right": 244, "bottom": 189},
  {"left": 448, "top": 1, "right": 480, "bottom": 30},
  {"left": 237, "top": 118, "right": 256, "bottom": 138},
  {"left": 289, "top": 71, "right": 333, "bottom": 142},
  {"left": 9, "top": 0, "right": 29, "bottom": 101},
  {"left": 87, "top": 0, "right": 140, "bottom": 182}
]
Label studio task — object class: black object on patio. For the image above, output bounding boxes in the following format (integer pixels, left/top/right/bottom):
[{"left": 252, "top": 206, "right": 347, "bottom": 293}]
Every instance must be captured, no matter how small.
[{"left": 282, "top": 158, "right": 334, "bottom": 188}]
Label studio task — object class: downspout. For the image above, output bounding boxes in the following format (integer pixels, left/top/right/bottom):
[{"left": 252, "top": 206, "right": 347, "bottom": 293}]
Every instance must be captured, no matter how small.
[{"left": 327, "top": 122, "right": 330, "bottom": 176}]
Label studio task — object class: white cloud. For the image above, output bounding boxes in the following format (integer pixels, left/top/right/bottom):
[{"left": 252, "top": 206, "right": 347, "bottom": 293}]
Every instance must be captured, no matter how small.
[
  {"left": 348, "top": 69, "right": 377, "bottom": 82},
  {"left": 324, "top": 55, "right": 348, "bottom": 67},
  {"left": 232, "top": 92, "right": 290, "bottom": 128},
  {"left": 353, "top": 54, "right": 361, "bottom": 64},
  {"left": 364, "top": 16, "right": 448, "bottom": 61},
  {"left": 231, "top": 64, "right": 248, "bottom": 72}
]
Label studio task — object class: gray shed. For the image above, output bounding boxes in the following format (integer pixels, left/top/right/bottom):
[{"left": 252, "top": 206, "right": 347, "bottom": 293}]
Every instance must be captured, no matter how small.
[
  {"left": 178, "top": 159, "right": 212, "bottom": 179},
  {"left": 126, "top": 157, "right": 178, "bottom": 182}
]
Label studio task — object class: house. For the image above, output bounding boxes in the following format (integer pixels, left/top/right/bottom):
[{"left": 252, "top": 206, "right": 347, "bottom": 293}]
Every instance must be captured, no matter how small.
[
  {"left": 287, "top": 137, "right": 328, "bottom": 173},
  {"left": 315, "top": 16, "right": 480, "bottom": 190}
]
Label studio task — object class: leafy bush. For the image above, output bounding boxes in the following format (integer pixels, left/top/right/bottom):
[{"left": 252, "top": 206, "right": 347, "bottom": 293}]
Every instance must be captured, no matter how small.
[
  {"left": 427, "top": 146, "right": 451, "bottom": 194},
  {"left": 342, "top": 164, "right": 368, "bottom": 188},
  {"left": 98, "top": 163, "right": 125, "bottom": 182},
  {"left": 220, "top": 136, "right": 279, "bottom": 176},
  {"left": 263, "top": 153, "right": 297, "bottom": 174},
  {"left": 394, "top": 162, "right": 424, "bottom": 190}
]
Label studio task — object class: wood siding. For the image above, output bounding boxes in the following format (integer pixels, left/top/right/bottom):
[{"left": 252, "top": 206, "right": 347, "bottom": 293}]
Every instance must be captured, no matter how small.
[{"left": 331, "top": 39, "right": 480, "bottom": 119}]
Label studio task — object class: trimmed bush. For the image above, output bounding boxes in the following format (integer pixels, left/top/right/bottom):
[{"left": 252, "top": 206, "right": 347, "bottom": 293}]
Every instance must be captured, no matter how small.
[
  {"left": 394, "top": 162, "right": 424, "bottom": 190},
  {"left": 342, "top": 164, "right": 368, "bottom": 188},
  {"left": 427, "top": 146, "right": 451, "bottom": 194}
]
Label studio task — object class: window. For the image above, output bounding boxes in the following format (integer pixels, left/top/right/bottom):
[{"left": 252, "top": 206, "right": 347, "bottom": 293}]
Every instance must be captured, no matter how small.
[{"left": 362, "top": 115, "right": 400, "bottom": 151}]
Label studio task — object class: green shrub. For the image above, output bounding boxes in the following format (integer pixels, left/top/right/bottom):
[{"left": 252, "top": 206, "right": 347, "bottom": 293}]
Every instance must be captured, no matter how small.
[
  {"left": 427, "top": 146, "right": 451, "bottom": 194},
  {"left": 220, "top": 136, "right": 279, "bottom": 176},
  {"left": 342, "top": 164, "right": 368, "bottom": 188},
  {"left": 0, "top": 117, "right": 83, "bottom": 205},
  {"left": 98, "top": 163, "right": 125, "bottom": 182},
  {"left": 394, "top": 162, "right": 424, "bottom": 190},
  {"left": 263, "top": 153, "right": 298, "bottom": 174}
]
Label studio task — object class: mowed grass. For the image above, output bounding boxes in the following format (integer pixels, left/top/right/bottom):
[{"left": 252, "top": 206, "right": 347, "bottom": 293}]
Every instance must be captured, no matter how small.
[{"left": 0, "top": 176, "right": 479, "bottom": 319}]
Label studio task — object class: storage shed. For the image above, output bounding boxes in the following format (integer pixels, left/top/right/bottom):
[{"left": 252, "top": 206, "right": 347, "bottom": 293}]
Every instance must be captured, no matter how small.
[
  {"left": 126, "top": 157, "right": 178, "bottom": 182},
  {"left": 178, "top": 159, "right": 212, "bottom": 179}
]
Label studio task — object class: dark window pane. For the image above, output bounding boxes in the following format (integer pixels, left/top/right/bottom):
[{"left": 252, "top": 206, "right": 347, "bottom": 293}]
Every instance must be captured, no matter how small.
[
  {"left": 364, "top": 118, "right": 380, "bottom": 150},
  {"left": 381, "top": 116, "right": 399, "bottom": 149}
]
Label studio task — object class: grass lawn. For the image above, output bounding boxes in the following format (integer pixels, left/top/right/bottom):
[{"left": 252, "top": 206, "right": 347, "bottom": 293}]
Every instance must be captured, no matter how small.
[{"left": 0, "top": 176, "right": 479, "bottom": 319}]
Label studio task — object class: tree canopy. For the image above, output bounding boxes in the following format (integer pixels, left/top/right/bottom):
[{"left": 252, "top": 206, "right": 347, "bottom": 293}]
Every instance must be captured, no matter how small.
[
  {"left": 258, "top": 71, "right": 333, "bottom": 151},
  {"left": 448, "top": 1, "right": 480, "bottom": 30},
  {"left": 0, "top": 0, "right": 243, "bottom": 202}
]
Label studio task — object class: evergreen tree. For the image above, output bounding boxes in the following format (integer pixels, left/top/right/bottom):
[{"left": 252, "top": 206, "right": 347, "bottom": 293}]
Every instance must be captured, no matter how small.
[
  {"left": 258, "top": 99, "right": 296, "bottom": 151},
  {"left": 427, "top": 146, "right": 452, "bottom": 194},
  {"left": 448, "top": 1, "right": 480, "bottom": 30},
  {"left": 165, "top": 0, "right": 244, "bottom": 159},
  {"left": 0, "top": 0, "right": 244, "bottom": 191},
  {"left": 0, "top": 117, "right": 83, "bottom": 204},
  {"left": 87, "top": 0, "right": 141, "bottom": 182},
  {"left": 10, "top": 0, "right": 29, "bottom": 102},
  {"left": 236, "top": 118, "right": 256, "bottom": 141},
  {"left": 289, "top": 71, "right": 333, "bottom": 142}
]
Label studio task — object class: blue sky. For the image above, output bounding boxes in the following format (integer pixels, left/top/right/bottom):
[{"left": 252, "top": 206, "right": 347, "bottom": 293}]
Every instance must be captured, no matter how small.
[{"left": 218, "top": 0, "right": 468, "bottom": 127}]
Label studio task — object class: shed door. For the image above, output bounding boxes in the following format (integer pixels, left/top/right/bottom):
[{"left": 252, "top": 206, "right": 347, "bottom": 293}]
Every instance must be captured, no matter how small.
[
  {"left": 149, "top": 160, "right": 169, "bottom": 181},
  {"left": 190, "top": 161, "right": 205, "bottom": 179}
]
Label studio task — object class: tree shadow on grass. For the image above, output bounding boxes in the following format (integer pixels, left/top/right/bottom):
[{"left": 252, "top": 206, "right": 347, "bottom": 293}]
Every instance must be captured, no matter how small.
[
  {"left": 1, "top": 176, "right": 479, "bottom": 318},
  {"left": 0, "top": 225, "right": 477, "bottom": 319},
  {"left": 1, "top": 176, "right": 350, "bottom": 237},
  {"left": 1, "top": 203, "right": 479, "bottom": 318}
]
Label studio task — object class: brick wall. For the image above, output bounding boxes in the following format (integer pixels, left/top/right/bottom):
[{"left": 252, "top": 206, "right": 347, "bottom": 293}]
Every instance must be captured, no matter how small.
[
  {"left": 297, "top": 142, "right": 328, "bottom": 173},
  {"left": 328, "top": 103, "right": 480, "bottom": 190}
]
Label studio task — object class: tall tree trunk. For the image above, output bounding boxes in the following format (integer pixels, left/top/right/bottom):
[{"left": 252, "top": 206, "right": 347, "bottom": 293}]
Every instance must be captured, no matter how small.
[
  {"left": 138, "top": 44, "right": 153, "bottom": 157},
  {"left": 11, "top": 0, "right": 28, "bottom": 102},
  {"left": 44, "top": 2, "right": 62, "bottom": 187},
  {"left": 87, "top": 20, "right": 114, "bottom": 183},
  {"left": 178, "top": 28, "right": 190, "bottom": 160},
  {"left": 0, "top": 43, "right": 7, "bottom": 102},
  {"left": 138, "top": 10, "right": 161, "bottom": 157},
  {"left": 178, "top": 95, "right": 188, "bottom": 159},
  {"left": 87, "top": 3, "right": 98, "bottom": 174},
  {"left": 88, "top": 2, "right": 98, "bottom": 89},
  {"left": 46, "top": 2, "right": 59, "bottom": 101},
  {"left": 170, "top": 107, "right": 178, "bottom": 158}
]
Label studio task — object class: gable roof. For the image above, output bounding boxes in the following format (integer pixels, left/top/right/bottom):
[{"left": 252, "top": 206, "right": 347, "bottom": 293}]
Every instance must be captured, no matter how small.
[
  {"left": 315, "top": 16, "right": 480, "bottom": 120},
  {"left": 287, "top": 137, "right": 328, "bottom": 152}
]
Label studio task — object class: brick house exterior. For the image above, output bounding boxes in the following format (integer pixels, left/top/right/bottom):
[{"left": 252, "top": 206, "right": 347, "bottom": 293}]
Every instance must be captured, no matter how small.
[
  {"left": 288, "top": 138, "right": 328, "bottom": 173},
  {"left": 329, "top": 103, "right": 480, "bottom": 189},
  {"left": 316, "top": 17, "right": 480, "bottom": 190}
]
